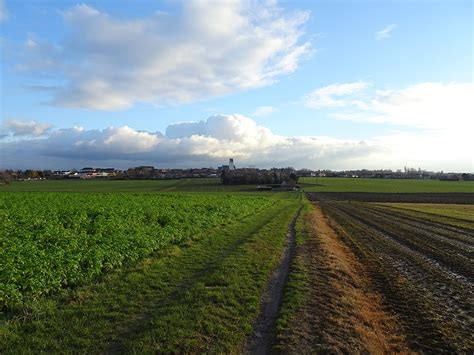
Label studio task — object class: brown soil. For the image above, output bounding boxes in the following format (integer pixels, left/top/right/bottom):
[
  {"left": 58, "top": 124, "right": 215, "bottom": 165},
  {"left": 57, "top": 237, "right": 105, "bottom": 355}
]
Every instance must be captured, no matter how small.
[
  {"left": 320, "top": 200, "right": 474, "bottom": 352},
  {"left": 279, "top": 203, "right": 410, "bottom": 354},
  {"left": 309, "top": 192, "right": 474, "bottom": 204}
]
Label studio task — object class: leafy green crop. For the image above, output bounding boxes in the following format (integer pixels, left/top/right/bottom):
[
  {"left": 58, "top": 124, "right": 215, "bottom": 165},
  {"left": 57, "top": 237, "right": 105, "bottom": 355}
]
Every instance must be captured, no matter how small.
[{"left": 0, "top": 192, "right": 276, "bottom": 308}]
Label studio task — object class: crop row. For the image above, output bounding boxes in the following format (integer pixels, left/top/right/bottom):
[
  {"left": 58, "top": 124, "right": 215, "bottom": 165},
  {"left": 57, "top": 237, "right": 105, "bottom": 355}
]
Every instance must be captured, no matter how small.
[
  {"left": 308, "top": 192, "right": 474, "bottom": 204},
  {"left": 0, "top": 192, "right": 277, "bottom": 308},
  {"left": 320, "top": 201, "right": 474, "bottom": 352}
]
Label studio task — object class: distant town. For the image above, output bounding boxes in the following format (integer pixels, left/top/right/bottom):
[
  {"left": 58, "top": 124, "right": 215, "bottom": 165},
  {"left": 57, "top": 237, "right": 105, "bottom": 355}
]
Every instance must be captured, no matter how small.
[{"left": 1, "top": 158, "right": 473, "bottom": 184}]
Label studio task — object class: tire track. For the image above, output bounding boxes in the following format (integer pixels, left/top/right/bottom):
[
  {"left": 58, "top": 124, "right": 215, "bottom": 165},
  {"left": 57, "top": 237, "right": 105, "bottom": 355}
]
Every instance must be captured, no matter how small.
[
  {"left": 104, "top": 205, "right": 291, "bottom": 354},
  {"left": 244, "top": 205, "right": 302, "bottom": 355}
]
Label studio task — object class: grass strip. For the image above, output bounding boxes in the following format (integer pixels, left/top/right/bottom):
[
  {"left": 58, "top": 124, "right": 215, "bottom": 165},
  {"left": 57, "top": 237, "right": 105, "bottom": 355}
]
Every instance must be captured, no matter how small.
[{"left": 273, "top": 198, "right": 311, "bottom": 351}]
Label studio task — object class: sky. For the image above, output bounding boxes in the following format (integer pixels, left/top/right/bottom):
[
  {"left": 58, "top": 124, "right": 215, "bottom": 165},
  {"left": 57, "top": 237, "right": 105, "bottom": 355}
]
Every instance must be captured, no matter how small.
[{"left": 0, "top": 0, "right": 473, "bottom": 171}]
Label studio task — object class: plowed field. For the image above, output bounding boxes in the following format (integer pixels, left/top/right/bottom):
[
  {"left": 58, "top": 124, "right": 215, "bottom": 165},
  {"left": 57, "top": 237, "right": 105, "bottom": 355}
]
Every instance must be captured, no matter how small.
[{"left": 318, "top": 200, "right": 473, "bottom": 352}]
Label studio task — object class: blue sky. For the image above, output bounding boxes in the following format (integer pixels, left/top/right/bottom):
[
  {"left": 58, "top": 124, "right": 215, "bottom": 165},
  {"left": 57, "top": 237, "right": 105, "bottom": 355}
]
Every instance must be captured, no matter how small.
[{"left": 1, "top": 0, "right": 473, "bottom": 170}]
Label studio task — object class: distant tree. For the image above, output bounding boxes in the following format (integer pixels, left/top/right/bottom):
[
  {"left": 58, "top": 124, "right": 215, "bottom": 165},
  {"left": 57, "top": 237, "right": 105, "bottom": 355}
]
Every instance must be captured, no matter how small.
[
  {"left": 220, "top": 170, "right": 230, "bottom": 185},
  {"left": 126, "top": 168, "right": 140, "bottom": 179},
  {"left": 272, "top": 172, "right": 278, "bottom": 184},
  {"left": 25, "top": 170, "right": 38, "bottom": 179},
  {"left": 290, "top": 172, "right": 298, "bottom": 182},
  {"left": 0, "top": 172, "right": 12, "bottom": 185},
  {"left": 42, "top": 170, "right": 53, "bottom": 179}
]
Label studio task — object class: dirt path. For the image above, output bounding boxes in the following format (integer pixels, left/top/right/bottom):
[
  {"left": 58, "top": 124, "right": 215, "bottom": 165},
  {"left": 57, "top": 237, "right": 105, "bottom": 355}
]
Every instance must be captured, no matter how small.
[
  {"left": 244, "top": 206, "right": 302, "bottom": 354},
  {"left": 277, "top": 203, "right": 410, "bottom": 353}
]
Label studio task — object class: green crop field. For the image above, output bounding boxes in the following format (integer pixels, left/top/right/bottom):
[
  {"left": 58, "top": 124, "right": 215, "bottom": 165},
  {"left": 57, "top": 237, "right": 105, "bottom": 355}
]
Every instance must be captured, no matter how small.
[
  {"left": 0, "top": 189, "right": 302, "bottom": 353},
  {"left": 300, "top": 177, "right": 474, "bottom": 193},
  {"left": 0, "top": 192, "right": 277, "bottom": 308},
  {"left": 0, "top": 178, "right": 257, "bottom": 193}
]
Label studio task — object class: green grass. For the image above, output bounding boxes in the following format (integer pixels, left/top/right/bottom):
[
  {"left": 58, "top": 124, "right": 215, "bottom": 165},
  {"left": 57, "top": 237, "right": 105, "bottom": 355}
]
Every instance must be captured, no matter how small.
[
  {"left": 274, "top": 198, "right": 312, "bottom": 350},
  {"left": 1, "top": 178, "right": 258, "bottom": 193},
  {"left": 300, "top": 177, "right": 474, "bottom": 193},
  {"left": 1, "top": 193, "right": 302, "bottom": 353}
]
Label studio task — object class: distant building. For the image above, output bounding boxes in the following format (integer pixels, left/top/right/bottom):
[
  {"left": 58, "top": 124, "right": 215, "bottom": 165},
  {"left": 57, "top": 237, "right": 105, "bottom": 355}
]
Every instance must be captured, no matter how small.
[
  {"left": 229, "top": 158, "right": 236, "bottom": 171},
  {"left": 79, "top": 167, "right": 97, "bottom": 178}
]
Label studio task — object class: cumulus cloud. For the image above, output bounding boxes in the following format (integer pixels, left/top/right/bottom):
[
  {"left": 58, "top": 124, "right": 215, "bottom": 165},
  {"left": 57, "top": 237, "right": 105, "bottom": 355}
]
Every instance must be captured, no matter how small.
[
  {"left": 0, "top": 114, "right": 378, "bottom": 170},
  {"left": 0, "top": 119, "right": 52, "bottom": 137},
  {"left": 16, "top": 1, "right": 310, "bottom": 110},
  {"left": 1, "top": 113, "right": 472, "bottom": 171},
  {"left": 304, "top": 81, "right": 370, "bottom": 109},
  {"left": 375, "top": 24, "right": 397, "bottom": 40},
  {"left": 253, "top": 105, "right": 277, "bottom": 116}
]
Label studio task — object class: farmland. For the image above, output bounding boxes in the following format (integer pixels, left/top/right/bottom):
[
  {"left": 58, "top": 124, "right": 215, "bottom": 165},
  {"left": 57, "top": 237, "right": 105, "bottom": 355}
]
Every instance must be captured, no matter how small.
[
  {"left": 4, "top": 176, "right": 474, "bottom": 194},
  {"left": 0, "top": 178, "right": 255, "bottom": 193},
  {"left": 1, "top": 178, "right": 473, "bottom": 352},
  {"left": 0, "top": 192, "right": 277, "bottom": 309},
  {"left": 276, "top": 197, "right": 474, "bottom": 353},
  {"left": 0, "top": 189, "right": 302, "bottom": 352},
  {"left": 300, "top": 176, "right": 474, "bottom": 193},
  {"left": 379, "top": 203, "right": 474, "bottom": 227}
]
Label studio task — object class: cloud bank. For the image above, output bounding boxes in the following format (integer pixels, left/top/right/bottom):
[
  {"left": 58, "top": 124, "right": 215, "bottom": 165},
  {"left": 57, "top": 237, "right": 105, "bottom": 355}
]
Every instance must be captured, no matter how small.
[
  {"left": 1, "top": 114, "right": 377, "bottom": 170},
  {"left": 1, "top": 113, "right": 472, "bottom": 171},
  {"left": 16, "top": 0, "right": 310, "bottom": 110}
]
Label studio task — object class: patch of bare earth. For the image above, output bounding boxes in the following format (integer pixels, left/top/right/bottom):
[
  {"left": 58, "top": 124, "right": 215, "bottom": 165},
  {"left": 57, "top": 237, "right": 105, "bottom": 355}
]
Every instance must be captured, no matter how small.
[
  {"left": 319, "top": 200, "right": 473, "bottom": 352},
  {"left": 280, "top": 203, "right": 410, "bottom": 353}
]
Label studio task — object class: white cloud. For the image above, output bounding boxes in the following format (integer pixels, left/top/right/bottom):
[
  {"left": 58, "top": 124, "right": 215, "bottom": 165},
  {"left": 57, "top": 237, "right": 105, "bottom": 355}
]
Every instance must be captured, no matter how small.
[
  {"left": 371, "top": 129, "right": 473, "bottom": 172},
  {"left": 0, "top": 114, "right": 378, "bottom": 170},
  {"left": 302, "top": 81, "right": 474, "bottom": 171},
  {"left": 0, "top": 119, "right": 52, "bottom": 137},
  {"left": 1, "top": 113, "right": 472, "bottom": 171},
  {"left": 305, "top": 82, "right": 474, "bottom": 131},
  {"left": 0, "top": 0, "right": 8, "bottom": 22},
  {"left": 342, "top": 82, "right": 472, "bottom": 131},
  {"left": 375, "top": 24, "right": 397, "bottom": 40},
  {"left": 304, "top": 81, "right": 370, "bottom": 108},
  {"left": 367, "top": 83, "right": 474, "bottom": 129},
  {"left": 16, "top": 1, "right": 310, "bottom": 110},
  {"left": 253, "top": 105, "right": 277, "bottom": 116}
]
